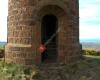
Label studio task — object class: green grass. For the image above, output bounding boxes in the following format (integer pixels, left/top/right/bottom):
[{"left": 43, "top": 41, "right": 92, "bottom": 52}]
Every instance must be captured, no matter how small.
[
  {"left": 0, "top": 45, "right": 4, "bottom": 49},
  {"left": 0, "top": 55, "right": 100, "bottom": 80},
  {"left": 0, "top": 42, "right": 6, "bottom": 49},
  {"left": 84, "top": 55, "right": 100, "bottom": 59},
  {"left": 0, "top": 49, "right": 100, "bottom": 80},
  {"left": 0, "top": 61, "right": 36, "bottom": 80}
]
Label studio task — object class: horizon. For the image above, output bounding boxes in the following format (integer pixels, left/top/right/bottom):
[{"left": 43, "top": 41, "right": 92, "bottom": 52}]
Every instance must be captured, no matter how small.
[
  {"left": 0, "top": 39, "right": 100, "bottom": 43},
  {"left": 0, "top": 0, "right": 100, "bottom": 42}
]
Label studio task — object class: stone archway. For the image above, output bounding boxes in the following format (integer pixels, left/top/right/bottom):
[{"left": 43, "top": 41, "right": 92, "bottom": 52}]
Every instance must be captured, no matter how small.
[
  {"left": 36, "top": 5, "right": 68, "bottom": 63},
  {"left": 41, "top": 14, "right": 58, "bottom": 62}
]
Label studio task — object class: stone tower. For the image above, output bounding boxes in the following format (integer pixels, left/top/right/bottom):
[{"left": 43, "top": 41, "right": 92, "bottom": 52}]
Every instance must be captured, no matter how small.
[{"left": 5, "top": 0, "right": 81, "bottom": 65}]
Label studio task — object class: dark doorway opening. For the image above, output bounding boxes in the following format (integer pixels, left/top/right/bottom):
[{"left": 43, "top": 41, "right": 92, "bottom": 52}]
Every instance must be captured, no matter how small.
[{"left": 41, "top": 15, "right": 58, "bottom": 63}]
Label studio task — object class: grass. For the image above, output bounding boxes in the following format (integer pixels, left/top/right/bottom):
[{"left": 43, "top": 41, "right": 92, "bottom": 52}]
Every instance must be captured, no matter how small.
[
  {"left": 84, "top": 55, "right": 100, "bottom": 59},
  {"left": 0, "top": 61, "right": 38, "bottom": 80},
  {"left": 0, "top": 48, "right": 100, "bottom": 80},
  {"left": 0, "top": 45, "right": 4, "bottom": 49},
  {"left": 0, "top": 55, "right": 99, "bottom": 80},
  {"left": 0, "top": 43, "right": 5, "bottom": 49}
]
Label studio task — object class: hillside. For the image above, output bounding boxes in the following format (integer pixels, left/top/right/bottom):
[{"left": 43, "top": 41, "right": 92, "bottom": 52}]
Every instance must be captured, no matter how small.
[
  {"left": 82, "top": 42, "right": 100, "bottom": 51},
  {"left": 0, "top": 55, "right": 100, "bottom": 80},
  {"left": 0, "top": 42, "right": 6, "bottom": 49},
  {"left": 0, "top": 42, "right": 100, "bottom": 51}
]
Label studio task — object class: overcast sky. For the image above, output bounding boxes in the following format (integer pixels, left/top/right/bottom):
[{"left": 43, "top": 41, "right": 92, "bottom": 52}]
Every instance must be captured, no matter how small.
[
  {"left": 0, "top": 0, "right": 8, "bottom": 42},
  {"left": 0, "top": 0, "right": 100, "bottom": 42},
  {"left": 79, "top": 0, "right": 100, "bottom": 39}
]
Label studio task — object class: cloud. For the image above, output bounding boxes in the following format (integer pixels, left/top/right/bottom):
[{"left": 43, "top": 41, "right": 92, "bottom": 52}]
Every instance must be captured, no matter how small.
[
  {"left": 79, "top": 25, "right": 100, "bottom": 39},
  {"left": 79, "top": 0, "right": 100, "bottom": 39},
  {"left": 79, "top": 0, "right": 100, "bottom": 19},
  {"left": 0, "top": 0, "right": 8, "bottom": 42}
]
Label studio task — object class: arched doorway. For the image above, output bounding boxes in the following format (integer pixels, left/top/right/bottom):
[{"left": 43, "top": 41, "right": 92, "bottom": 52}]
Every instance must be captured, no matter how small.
[{"left": 41, "top": 15, "right": 58, "bottom": 62}]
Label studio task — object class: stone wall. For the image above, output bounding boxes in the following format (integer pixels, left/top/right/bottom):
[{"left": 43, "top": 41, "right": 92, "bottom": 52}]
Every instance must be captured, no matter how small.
[{"left": 5, "top": 0, "right": 81, "bottom": 65}]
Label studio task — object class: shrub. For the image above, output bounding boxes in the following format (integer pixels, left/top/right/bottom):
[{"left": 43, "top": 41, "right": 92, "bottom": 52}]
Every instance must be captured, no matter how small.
[
  {"left": 82, "top": 50, "right": 100, "bottom": 56},
  {"left": 0, "top": 61, "right": 34, "bottom": 80}
]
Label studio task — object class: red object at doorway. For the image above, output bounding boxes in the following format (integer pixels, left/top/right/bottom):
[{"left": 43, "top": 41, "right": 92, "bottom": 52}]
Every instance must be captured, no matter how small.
[{"left": 39, "top": 44, "right": 46, "bottom": 53}]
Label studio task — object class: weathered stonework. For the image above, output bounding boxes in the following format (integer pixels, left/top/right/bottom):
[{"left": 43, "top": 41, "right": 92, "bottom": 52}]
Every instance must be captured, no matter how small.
[{"left": 5, "top": 0, "right": 81, "bottom": 65}]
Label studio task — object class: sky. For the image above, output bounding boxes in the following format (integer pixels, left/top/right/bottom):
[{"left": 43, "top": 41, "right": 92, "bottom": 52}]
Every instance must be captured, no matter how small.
[
  {"left": 0, "top": 0, "right": 100, "bottom": 42},
  {"left": 0, "top": 0, "right": 8, "bottom": 42},
  {"left": 79, "top": 0, "right": 100, "bottom": 40}
]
